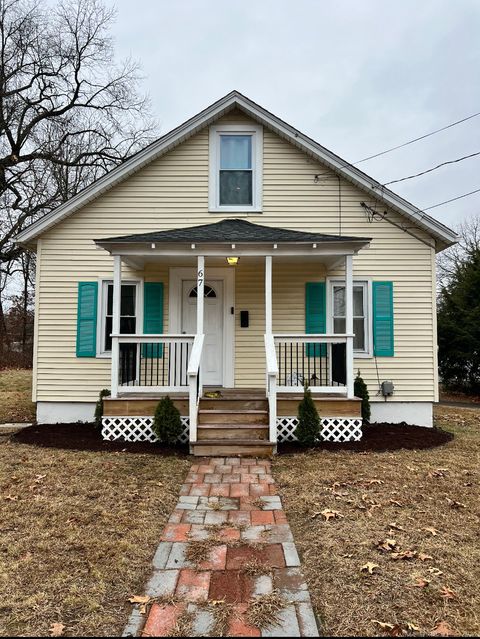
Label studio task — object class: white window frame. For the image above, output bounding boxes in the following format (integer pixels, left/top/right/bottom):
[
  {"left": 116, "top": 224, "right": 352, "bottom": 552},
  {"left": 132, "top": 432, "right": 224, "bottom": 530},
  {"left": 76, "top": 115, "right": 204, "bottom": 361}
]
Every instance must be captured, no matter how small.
[
  {"left": 209, "top": 123, "right": 263, "bottom": 213},
  {"left": 96, "top": 278, "right": 143, "bottom": 358},
  {"left": 326, "top": 278, "right": 373, "bottom": 358}
]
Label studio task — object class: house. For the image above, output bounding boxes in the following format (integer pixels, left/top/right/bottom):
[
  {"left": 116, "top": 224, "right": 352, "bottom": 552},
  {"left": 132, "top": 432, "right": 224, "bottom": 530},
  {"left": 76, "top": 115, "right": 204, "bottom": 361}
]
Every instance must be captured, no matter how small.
[{"left": 16, "top": 91, "right": 457, "bottom": 455}]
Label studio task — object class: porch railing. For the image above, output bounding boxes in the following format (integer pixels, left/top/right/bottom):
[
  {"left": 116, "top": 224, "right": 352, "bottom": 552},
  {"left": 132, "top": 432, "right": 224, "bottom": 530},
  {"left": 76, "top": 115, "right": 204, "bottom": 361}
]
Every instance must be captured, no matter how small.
[
  {"left": 265, "top": 333, "right": 355, "bottom": 443},
  {"left": 111, "top": 333, "right": 204, "bottom": 445}
]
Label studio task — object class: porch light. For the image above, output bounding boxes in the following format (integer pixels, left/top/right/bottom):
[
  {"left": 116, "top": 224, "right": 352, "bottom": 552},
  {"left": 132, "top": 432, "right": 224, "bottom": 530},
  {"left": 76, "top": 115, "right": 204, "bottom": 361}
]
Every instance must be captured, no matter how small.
[{"left": 226, "top": 256, "right": 239, "bottom": 266}]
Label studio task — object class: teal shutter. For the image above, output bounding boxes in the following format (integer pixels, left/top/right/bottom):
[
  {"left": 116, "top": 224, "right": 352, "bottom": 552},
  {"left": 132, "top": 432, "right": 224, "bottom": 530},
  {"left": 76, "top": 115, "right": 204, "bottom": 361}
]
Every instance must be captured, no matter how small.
[
  {"left": 373, "top": 281, "right": 394, "bottom": 356},
  {"left": 76, "top": 282, "right": 98, "bottom": 357},
  {"left": 305, "top": 282, "right": 326, "bottom": 357},
  {"left": 143, "top": 282, "right": 164, "bottom": 358}
]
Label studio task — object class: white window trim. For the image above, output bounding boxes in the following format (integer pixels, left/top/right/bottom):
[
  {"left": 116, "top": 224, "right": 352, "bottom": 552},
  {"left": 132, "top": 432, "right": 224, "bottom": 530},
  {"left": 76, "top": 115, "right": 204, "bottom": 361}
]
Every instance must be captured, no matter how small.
[
  {"left": 326, "top": 278, "right": 373, "bottom": 358},
  {"left": 96, "top": 278, "right": 143, "bottom": 358},
  {"left": 209, "top": 123, "right": 263, "bottom": 213}
]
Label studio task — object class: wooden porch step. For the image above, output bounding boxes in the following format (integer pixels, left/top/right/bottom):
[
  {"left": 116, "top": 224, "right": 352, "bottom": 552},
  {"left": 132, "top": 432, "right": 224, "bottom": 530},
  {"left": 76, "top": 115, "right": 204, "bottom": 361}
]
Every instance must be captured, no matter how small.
[
  {"left": 198, "top": 409, "right": 269, "bottom": 425},
  {"left": 197, "top": 424, "right": 269, "bottom": 441},
  {"left": 200, "top": 398, "right": 268, "bottom": 410},
  {"left": 192, "top": 439, "right": 275, "bottom": 457}
]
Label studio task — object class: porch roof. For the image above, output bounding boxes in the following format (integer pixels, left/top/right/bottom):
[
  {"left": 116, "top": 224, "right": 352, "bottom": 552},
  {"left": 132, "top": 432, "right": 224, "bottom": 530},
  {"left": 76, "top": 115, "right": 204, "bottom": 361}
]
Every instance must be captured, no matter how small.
[{"left": 95, "top": 218, "right": 371, "bottom": 246}]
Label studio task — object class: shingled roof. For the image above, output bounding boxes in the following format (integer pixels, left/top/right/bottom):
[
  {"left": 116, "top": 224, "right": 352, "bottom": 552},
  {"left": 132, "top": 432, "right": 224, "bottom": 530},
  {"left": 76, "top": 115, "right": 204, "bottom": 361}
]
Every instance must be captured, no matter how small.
[{"left": 95, "top": 219, "right": 371, "bottom": 245}]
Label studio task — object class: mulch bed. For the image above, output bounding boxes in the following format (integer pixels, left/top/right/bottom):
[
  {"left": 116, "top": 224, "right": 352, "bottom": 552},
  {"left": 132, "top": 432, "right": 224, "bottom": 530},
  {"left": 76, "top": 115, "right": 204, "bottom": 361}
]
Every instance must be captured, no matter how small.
[
  {"left": 13, "top": 422, "right": 189, "bottom": 456},
  {"left": 278, "top": 422, "right": 453, "bottom": 454},
  {"left": 13, "top": 421, "right": 453, "bottom": 455}
]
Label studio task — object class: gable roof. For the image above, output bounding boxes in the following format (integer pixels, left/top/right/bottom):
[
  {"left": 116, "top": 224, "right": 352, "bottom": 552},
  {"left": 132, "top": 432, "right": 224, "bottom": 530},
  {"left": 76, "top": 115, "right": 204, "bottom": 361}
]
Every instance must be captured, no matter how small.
[
  {"left": 94, "top": 218, "right": 371, "bottom": 246},
  {"left": 15, "top": 90, "right": 458, "bottom": 249}
]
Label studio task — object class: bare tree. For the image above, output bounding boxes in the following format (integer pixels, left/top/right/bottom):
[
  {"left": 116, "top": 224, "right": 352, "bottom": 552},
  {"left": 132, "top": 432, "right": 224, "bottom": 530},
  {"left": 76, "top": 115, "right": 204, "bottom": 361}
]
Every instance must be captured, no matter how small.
[
  {"left": 437, "top": 215, "right": 480, "bottom": 290},
  {"left": 0, "top": 0, "right": 156, "bottom": 362}
]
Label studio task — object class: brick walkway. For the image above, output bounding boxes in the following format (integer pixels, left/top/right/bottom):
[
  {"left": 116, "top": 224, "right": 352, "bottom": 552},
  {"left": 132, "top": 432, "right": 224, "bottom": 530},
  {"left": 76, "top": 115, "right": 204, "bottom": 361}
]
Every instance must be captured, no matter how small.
[{"left": 123, "top": 457, "right": 319, "bottom": 637}]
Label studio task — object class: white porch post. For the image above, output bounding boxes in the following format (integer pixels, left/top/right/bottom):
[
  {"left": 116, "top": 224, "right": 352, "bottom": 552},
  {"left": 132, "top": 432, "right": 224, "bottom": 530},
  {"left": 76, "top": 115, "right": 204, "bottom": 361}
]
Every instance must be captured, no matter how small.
[
  {"left": 197, "top": 255, "right": 205, "bottom": 334},
  {"left": 110, "top": 255, "right": 122, "bottom": 398},
  {"left": 345, "top": 254, "right": 354, "bottom": 398},
  {"left": 265, "top": 255, "right": 272, "bottom": 334}
]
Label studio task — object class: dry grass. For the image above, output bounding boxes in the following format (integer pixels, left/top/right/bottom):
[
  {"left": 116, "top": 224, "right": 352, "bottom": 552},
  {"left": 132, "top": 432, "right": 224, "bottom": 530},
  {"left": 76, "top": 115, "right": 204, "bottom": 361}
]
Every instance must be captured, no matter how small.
[
  {"left": 0, "top": 368, "right": 36, "bottom": 423},
  {"left": 241, "top": 558, "right": 273, "bottom": 577},
  {"left": 245, "top": 590, "right": 288, "bottom": 630},
  {"left": 273, "top": 405, "right": 480, "bottom": 637},
  {"left": 0, "top": 437, "right": 190, "bottom": 636}
]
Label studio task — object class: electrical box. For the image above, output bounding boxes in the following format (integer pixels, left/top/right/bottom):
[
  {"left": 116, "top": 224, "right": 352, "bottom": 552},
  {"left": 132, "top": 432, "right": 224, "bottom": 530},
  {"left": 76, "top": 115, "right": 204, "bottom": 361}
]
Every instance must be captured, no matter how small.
[
  {"left": 240, "top": 310, "right": 249, "bottom": 328},
  {"left": 381, "top": 380, "right": 395, "bottom": 397}
]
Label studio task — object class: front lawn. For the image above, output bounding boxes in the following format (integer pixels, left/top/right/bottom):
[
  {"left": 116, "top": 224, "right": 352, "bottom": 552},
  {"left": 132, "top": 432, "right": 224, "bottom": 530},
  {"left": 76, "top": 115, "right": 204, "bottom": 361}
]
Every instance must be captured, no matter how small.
[
  {"left": 0, "top": 368, "right": 36, "bottom": 423},
  {"left": 0, "top": 434, "right": 190, "bottom": 636},
  {"left": 274, "top": 406, "right": 480, "bottom": 637}
]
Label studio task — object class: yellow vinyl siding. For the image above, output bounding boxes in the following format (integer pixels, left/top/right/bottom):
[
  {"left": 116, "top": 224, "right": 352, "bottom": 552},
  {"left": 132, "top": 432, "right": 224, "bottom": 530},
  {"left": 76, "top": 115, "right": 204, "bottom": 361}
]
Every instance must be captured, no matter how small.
[{"left": 35, "top": 111, "right": 437, "bottom": 403}]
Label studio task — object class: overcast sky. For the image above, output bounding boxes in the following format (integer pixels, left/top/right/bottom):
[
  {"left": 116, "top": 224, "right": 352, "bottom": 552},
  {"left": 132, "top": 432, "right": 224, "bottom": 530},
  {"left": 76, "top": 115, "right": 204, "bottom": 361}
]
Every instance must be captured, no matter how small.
[{"left": 107, "top": 0, "right": 480, "bottom": 230}]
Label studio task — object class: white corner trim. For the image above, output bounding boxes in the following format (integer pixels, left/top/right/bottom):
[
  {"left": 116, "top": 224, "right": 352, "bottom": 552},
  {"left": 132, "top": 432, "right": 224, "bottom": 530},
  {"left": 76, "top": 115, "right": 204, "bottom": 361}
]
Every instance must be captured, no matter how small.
[
  {"left": 370, "top": 401, "right": 433, "bottom": 428},
  {"left": 208, "top": 123, "right": 263, "bottom": 213},
  {"left": 37, "top": 401, "right": 96, "bottom": 424},
  {"left": 14, "top": 91, "right": 457, "bottom": 248},
  {"left": 168, "top": 266, "right": 235, "bottom": 387}
]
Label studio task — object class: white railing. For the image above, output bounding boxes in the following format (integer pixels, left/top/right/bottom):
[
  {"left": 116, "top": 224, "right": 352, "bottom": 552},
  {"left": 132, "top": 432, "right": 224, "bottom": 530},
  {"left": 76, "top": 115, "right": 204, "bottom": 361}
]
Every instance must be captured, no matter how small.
[
  {"left": 264, "top": 334, "right": 279, "bottom": 444},
  {"left": 111, "top": 334, "right": 196, "bottom": 397},
  {"left": 272, "top": 333, "right": 355, "bottom": 398},
  {"left": 187, "top": 333, "right": 205, "bottom": 443}
]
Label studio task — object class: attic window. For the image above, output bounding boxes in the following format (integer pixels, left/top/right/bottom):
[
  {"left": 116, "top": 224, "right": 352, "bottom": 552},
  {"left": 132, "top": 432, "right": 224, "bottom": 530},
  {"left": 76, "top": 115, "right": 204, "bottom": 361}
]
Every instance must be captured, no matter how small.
[{"left": 209, "top": 124, "right": 263, "bottom": 212}]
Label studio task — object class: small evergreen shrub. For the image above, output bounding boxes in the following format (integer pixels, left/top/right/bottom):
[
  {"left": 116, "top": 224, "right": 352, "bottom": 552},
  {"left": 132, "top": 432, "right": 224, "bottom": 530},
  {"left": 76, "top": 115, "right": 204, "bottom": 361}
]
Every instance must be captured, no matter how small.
[
  {"left": 94, "top": 388, "right": 111, "bottom": 429},
  {"left": 153, "top": 396, "right": 182, "bottom": 445},
  {"left": 354, "top": 370, "right": 370, "bottom": 423},
  {"left": 294, "top": 383, "right": 320, "bottom": 446}
]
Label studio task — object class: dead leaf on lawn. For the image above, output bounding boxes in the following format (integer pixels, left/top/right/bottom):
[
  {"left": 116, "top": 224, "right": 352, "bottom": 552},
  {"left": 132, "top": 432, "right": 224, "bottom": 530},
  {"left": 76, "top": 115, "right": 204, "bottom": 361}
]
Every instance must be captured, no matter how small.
[
  {"left": 389, "top": 499, "right": 403, "bottom": 507},
  {"left": 377, "top": 538, "right": 397, "bottom": 552},
  {"left": 319, "top": 509, "right": 344, "bottom": 521},
  {"left": 440, "top": 586, "right": 457, "bottom": 599},
  {"left": 428, "top": 567, "right": 443, "bottom": 576},
  {"left": 446, "top": 498, "right": 466, "bottom": 509},
  {"left": 406, "top": 621, "right": 420, "bottom": 632},
  {"left": 412, "top": 577, "right": 430, "bottom": 588},
  {"left": 388, "top": 522, "right": 405, "bottom": 531},
  {"left": 367, "top": 479, "right": 384, "bottom": 486},
  {"left": 5, "top": 494, "right": 18, "bottom": 501},
  {"left": 128, "top": 594, "right": 151, "bottom": 614},
  {"left": 431, "top": 621, "right": 454, "bottom": 636},
  {"left": 424, "top": 526, "right": 439, "bottom": 536},
  {"left": 391, "top": 549, "right": 417, "bottom": 561},
  {"left": 361, "top": 561, "right": 379, "bottom": 574},
  {"left": 418, "top": 553, "right": 433, "bottom": 561},
  {"left": 49, "top": 623, "right": 65, "bottom": 637}
]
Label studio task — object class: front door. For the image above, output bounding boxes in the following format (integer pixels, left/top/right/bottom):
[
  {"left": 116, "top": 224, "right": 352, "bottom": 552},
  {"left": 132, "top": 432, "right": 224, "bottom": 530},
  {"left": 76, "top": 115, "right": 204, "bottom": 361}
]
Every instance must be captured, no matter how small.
[{"left": 181, "top": 280, "right": 224, "bottom": 386}]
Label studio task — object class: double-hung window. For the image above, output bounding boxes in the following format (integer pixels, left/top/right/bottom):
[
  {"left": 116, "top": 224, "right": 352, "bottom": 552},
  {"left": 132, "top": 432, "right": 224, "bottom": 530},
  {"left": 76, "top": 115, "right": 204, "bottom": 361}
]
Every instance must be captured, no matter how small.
[
  {"left": 209, "top": 125, "right": 263, "bottom": 212},
  {"left": 99, "top": 281, "right": 138, "bottom": 354},
  {"left": 330, "top": 281, "right": 371, "bottom": 355}
]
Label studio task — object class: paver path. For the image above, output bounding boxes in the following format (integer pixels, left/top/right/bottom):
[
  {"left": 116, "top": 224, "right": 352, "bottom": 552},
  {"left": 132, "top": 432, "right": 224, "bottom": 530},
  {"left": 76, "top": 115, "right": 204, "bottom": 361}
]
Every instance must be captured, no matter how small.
[{"left": 124, "top": 457, "right": 319, "bottom": 637}]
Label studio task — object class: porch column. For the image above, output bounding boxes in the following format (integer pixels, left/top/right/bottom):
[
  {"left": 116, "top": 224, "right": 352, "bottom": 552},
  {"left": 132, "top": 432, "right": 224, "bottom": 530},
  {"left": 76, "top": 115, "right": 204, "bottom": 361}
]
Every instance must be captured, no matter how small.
[
  {"left": 110, "top": 255, "right": 122, "bottom": 398},
  {"left": 197, "top": 255, "right": 205, "bottom": 334},
  {"left": 265, "top": 255, "right": 272, "bottom": 334},
  {"left": 345, "top": 254, "right": 354, "bottom": 398}
]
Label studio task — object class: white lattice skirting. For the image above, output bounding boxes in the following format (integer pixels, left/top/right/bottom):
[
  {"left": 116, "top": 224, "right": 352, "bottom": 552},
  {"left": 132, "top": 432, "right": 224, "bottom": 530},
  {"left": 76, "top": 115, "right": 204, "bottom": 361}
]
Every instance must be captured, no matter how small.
[
  {"left": 101, "top": 416, "right": 190, "bottom": 444},
  {"left": 277, "top": 416, "right": 363, "bottom": 443}
]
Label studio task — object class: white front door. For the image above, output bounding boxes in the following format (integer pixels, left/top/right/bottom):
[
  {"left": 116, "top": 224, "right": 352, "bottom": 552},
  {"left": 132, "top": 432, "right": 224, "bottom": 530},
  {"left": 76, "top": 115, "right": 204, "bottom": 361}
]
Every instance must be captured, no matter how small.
[{"left": 182, "top": 280, "right": 224, "bottom": 386}]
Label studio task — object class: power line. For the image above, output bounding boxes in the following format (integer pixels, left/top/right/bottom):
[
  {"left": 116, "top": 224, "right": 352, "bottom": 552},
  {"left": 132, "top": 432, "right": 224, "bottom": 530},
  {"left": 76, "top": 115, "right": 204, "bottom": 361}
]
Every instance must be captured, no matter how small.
[
  {"left": 353, "top": 111, "right": 480, "bottom": 165},
  {"left": 380, "top": 150, "right": 480, "bottom": 187},
  {"left": 423, "top": 187, "right": 480, "bottom": 211}
]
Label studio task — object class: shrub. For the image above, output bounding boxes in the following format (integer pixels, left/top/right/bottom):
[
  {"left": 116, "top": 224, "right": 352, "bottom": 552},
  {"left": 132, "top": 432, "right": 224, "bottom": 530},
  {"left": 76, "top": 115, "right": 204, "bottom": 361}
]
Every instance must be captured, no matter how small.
[
  {"left": 153, "top": 396, "right": 182, "bottom": 445},
  {"left": 294, "top": 383, "right": 320, "bottom": 446},
  {"left": 354, "top": 370, "right": 370, "bottom": 423},
  {"left": 94, "top": 388, "right": 111, "bottom": 429}
]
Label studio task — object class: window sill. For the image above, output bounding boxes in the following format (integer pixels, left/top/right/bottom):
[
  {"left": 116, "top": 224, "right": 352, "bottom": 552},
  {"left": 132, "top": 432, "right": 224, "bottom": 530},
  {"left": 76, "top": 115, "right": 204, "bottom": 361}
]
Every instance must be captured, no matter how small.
[
  {"left": 354, "top": 351, "right": 373, "bottom": 359},
  {"left": 96, "top": 352, "right": 112, "bottom": 359},
  {"left": 209, "top": 206, "right": 263, "bottom": 214}
]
